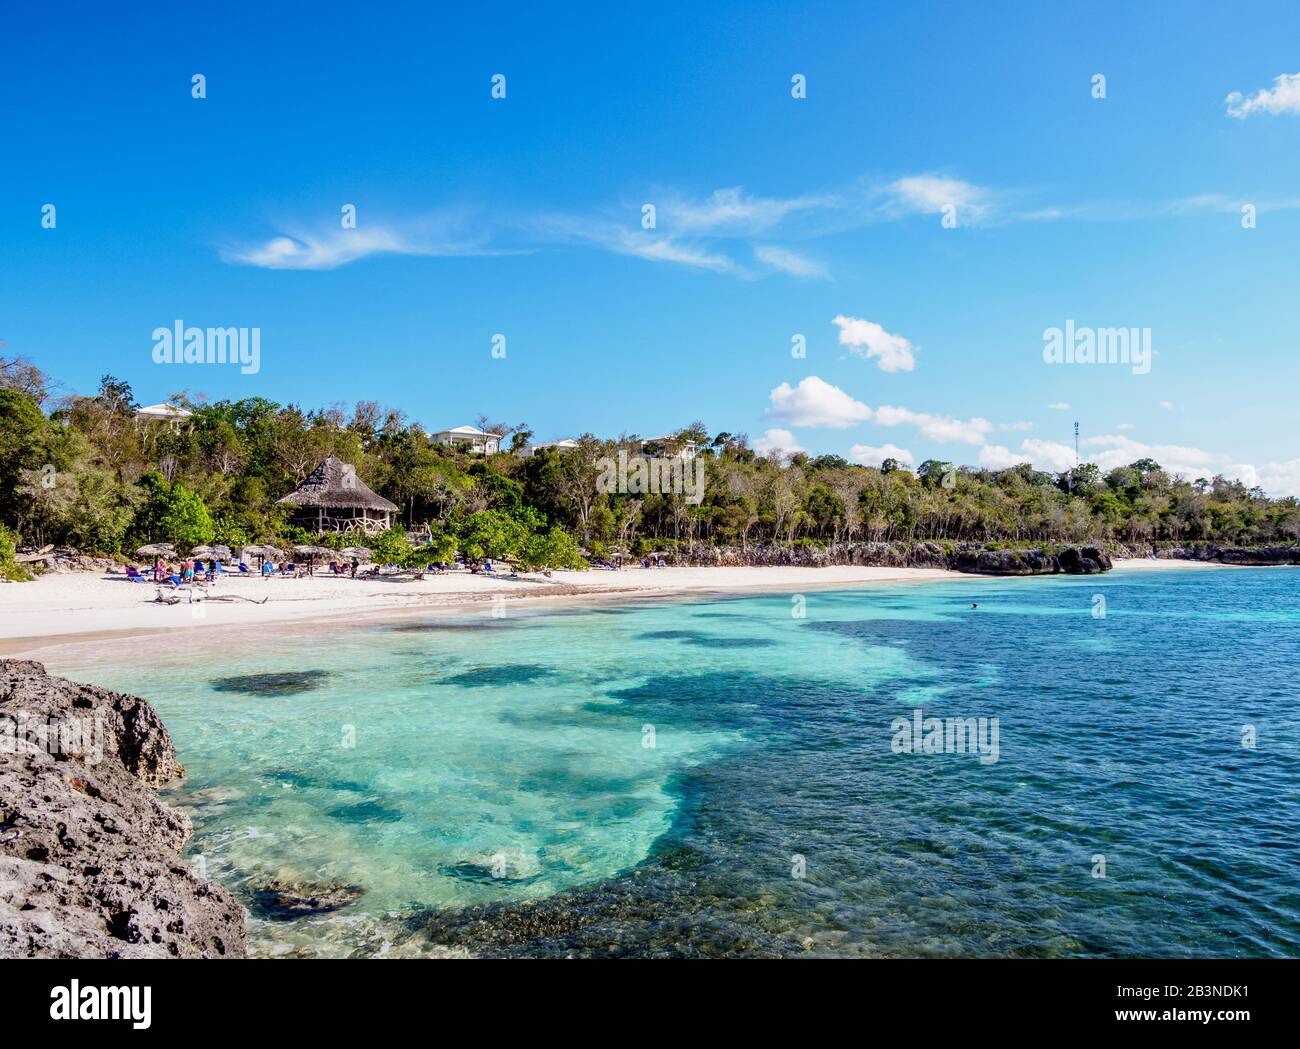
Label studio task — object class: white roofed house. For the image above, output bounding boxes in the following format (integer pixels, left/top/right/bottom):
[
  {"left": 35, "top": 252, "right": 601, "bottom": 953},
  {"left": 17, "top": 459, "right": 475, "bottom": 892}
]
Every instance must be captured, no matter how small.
[
  {"left": 133, "top": 403, "right": 193, "bottom": 431},
  {"left": 521, "top": 438, "right": 579, "bottom": 458},
  {"left": 428, "top": 425, "right": 503, "bottom": 456},
  {"left": 641, "top": 433, "right": 698, "bottom": 461}
]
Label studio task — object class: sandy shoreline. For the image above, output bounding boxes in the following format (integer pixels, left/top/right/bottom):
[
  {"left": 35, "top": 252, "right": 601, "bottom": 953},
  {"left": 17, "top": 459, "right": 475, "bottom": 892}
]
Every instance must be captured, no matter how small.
[
  {"left": 0, "top": 564, "right": 963, "bottom": 657},
  {"left": 0, "top": 557, "right": 1224, "bottom": 659}
]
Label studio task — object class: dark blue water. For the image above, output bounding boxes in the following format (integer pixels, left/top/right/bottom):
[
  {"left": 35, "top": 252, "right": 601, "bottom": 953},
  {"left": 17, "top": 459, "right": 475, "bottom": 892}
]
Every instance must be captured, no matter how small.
[{"left": 67, "top": 566, "right": 1300, "bottom": 957}]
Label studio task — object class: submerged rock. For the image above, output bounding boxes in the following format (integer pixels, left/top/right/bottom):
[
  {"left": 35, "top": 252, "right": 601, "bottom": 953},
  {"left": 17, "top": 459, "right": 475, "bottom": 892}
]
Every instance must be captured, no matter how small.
[
  {"left": 0, "top": 660, "right": 247, "bottom": 958},
  {"left": 249, "top": 880, "right": 365, "bottom": 920},
  {"left": 211, "top": 671, "right": 330, "bottom": 696},
  {"left": 442, "top": 664, "right": 559, "bottom": 687},
  {"left": 326, "top": 799, "right": 402, "bottom": 823}
]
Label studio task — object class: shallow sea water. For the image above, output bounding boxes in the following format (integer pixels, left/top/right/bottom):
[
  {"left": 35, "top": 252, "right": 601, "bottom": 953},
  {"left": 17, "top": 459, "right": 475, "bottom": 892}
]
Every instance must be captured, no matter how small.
[{"left": 55, "top": 567, "right": 1300, "bottom": 957}]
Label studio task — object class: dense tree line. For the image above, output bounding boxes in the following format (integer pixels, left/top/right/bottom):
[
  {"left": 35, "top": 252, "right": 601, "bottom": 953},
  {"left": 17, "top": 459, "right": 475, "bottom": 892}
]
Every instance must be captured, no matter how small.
[{"left": 2, "top": 356, "right": 1297, "bottom": 571}]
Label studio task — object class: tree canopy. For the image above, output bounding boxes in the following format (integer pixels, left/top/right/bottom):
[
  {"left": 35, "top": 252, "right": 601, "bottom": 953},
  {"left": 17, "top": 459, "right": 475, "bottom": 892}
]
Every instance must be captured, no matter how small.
[{"left": 2, "top": 358, "right": 1296, "bottom": 565}]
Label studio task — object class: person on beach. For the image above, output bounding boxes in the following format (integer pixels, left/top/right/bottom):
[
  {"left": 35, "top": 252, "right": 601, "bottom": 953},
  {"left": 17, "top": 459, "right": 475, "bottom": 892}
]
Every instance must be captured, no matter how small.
[
  {"left": 154, "top": 558, "right": 165, "bottom": 582},
  {"left": 350, "top": 557, "right": 358, "bottom": 579}
]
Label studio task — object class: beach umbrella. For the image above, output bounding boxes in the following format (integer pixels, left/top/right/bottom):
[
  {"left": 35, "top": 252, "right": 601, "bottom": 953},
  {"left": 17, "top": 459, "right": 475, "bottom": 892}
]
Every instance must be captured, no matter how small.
[
  {"left": 136, "top": 543, "right": 176, "bottom": 558},
  {"left": 190, "top": 544, "right": 232, "bottom": 560},
  {"left": 338, "top": 546, "right": 372, "bottom": 561},
  {"left": 241, "top": 544, "right": 283, "bottom": 572},
  {"left": 291, "top": 544, "right": 335, "bottom": 576}
]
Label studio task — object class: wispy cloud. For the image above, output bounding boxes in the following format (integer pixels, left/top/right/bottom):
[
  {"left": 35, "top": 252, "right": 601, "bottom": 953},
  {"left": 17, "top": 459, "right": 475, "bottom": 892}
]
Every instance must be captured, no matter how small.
[
  {"left": 880, "top": 174, "right": 994, "bottom": 224},
  {"left": 754, "top": 245, "right": 829, "bottom": 279},
  {"left": 221, "top": 165, "right": 1296, "bottom": 279},
  {"left": 533, "top": 215, "right": 743, "bottom": 275},
  {"left": 222, "top": 228, "right": 436, "bottom": 270},
  {"left": 611, "top": 232, "right": 740, "bottom": 273},
  {"left": 660, "top": 187, "right": 838, "bottom": 235},
  {"left": 1226, "top": 72, "right": 1300, "bottom": 118},
  {"left": 221, "top": 211, "right": 499, "bottom": 271}
]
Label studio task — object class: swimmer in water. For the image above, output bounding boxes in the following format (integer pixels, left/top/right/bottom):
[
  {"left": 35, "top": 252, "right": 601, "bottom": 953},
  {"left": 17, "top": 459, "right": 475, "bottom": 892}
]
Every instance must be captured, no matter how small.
[{"left": 972, "top": 602, "right": 978, "bottom": 609}]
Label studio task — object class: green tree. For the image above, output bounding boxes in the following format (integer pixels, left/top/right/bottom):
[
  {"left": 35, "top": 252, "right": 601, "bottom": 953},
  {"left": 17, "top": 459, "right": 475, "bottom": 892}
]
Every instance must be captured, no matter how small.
[{"left": 130, "top": 473, "right": 215, "bottom": 549}]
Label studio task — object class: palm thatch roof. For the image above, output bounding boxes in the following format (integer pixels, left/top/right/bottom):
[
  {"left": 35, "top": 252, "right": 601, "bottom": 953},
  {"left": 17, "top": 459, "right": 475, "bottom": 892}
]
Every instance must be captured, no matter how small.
[{"left": 276, "top": 455, "right": 398, "bottom": 512}]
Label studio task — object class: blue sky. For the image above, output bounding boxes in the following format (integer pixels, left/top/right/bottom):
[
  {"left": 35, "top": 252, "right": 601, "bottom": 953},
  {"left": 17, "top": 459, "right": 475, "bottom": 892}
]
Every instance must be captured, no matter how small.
[{"left": 3, "top": 1, "right": 1299, "bottom": 492}]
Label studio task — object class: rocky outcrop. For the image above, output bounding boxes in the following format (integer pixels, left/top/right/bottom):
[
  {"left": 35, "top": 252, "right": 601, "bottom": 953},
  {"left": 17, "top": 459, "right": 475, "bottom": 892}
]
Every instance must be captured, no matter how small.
[
  {"left": 662, "top": 542, "right": 1113, "bottom": 575},
  {"left": 15, "top": 546, "right": 121, "bottom": 574},
  {"left": 0, "top": 660, "right": 246, "bottom": 958},
  {"left": 1133, "top": 543, "right": 1300, "bottom": 566}
]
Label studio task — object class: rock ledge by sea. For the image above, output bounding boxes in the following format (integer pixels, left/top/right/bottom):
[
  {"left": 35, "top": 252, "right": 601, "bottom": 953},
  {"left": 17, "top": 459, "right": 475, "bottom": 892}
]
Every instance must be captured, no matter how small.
[{"left": 0, "top": 659, "right": 247, "bottom": 958}]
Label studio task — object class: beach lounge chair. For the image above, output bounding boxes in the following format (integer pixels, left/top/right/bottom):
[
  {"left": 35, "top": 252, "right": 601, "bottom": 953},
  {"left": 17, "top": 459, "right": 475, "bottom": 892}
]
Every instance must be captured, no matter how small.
[{"left": 125, "top": 566, "right": 147, "bottom": 583}]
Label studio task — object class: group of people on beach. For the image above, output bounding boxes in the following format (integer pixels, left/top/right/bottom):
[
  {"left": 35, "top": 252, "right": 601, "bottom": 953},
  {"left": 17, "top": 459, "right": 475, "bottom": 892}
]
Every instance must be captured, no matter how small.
[{"left": 152, "top": 557, "right": 220, "bottom": 583}]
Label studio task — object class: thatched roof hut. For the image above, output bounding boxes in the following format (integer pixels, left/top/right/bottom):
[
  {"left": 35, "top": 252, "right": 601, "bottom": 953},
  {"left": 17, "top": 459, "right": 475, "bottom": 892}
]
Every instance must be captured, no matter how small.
[{"left": 276, "top": 455, "right": 398, "bottom": 536}]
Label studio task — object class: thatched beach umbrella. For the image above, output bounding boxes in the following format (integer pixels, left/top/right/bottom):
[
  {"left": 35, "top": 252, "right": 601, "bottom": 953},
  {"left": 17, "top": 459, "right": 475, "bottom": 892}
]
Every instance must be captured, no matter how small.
[
  {"left": 190, "top": 544, "right": 232, "bottom": 561},
  {"left": 241, "top": 544, "right": 283, "bottom": 573},
  {"left": 136, "top": 543, "right": 176, "bottom": 558},
  {"left": 292, "top": 544, "right": 335, "bottom": 576},
  {"left": 338, "top": 546, "right": 372, "bottom": 561}
]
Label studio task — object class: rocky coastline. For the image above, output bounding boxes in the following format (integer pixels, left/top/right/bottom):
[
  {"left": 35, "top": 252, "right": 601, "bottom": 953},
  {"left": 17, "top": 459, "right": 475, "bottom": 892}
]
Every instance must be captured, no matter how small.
[
  {"left": 0, "top": 660, "right": 246, "bottom": 958},
  {"left": 1127, "top": 542, "right": 1300, "bottom": 566},
  {"left": 663, "top": 541, "right": 1115, "bottom": 575}
]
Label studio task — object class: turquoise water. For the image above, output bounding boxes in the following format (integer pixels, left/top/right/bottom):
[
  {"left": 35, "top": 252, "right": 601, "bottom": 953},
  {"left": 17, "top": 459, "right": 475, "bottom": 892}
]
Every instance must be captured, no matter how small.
[{"left": 53, "top": 567, "right": 1300, "bottom": 957}]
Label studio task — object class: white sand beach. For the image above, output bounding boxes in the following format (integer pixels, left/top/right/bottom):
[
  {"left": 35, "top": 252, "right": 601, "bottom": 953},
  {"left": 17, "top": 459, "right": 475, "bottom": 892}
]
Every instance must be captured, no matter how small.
[{"left": 0, "top": 564, "right": 970, "bottom": 654}]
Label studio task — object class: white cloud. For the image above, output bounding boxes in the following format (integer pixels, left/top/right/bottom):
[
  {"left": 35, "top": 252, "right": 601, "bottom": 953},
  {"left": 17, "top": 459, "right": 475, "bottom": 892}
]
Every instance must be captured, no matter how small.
[
  {"left": 874, "top": 405, "right": 992, "bottom": 444},
  {"left": 978, "top": 444, "right": 1025, "bottom": 470},
  {"left": 1159, "top": 400, "right": 1175, "bottom": 411},
  {"left": 1048, "top": 402, "right": 1070, "bottom": 411},
  {"left": 832, "top": 315, "right": 917, "bottom": 372},
  {"left": 754, "top": 428, "right": 806, "bottom": 455},
  {"left": 974, "top": 439, "right": 1074, "bottom": 473},
  {"left": 611, "top": 233, "right": 740, "bottom": 273},
  {"left": 767, "top": 376, "right": 872, "bottom": 428},
  {"left": 883, "top": 175, "right": 992, "bottom": 223},
  {"left": 223, "top": 227, "right": 441, "bottom": 270},
  {"left": 1082, "top": 435, "right": 1229, "bottom": 479},
  {"left": 973, "top": 433, "right": 1300, "bottom": 496},
  {"left": 663, "top": 187, "right": 835, "bottom": 235},
  {"left": 1232, "top": 458, "right": 1300, "bottom": 497},
  {"left": 850, "top": 443, "right": 914, "bottom": 468},
  {"left": 1018, "top": 438, "right": 1079, "bottom": 473},
  {"left": 754, "top": 245, "right": 829, "bottom": 279},
  {"left": 976, "top": 434, "right": 1300, "bottom": 498},
  {"left": 1226, "top": 72, "right": 1300, "bottom": 118},
  {"left": 531, "top": 215, "right": 744, "bottom": 274}
]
